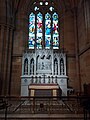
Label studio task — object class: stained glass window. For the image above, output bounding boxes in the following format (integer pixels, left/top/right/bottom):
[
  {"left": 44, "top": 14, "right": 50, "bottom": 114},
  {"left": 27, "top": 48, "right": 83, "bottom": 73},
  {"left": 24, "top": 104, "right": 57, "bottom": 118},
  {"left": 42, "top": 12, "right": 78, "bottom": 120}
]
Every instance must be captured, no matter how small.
[
  {"left": 28, "top": 2, "right": 59, "bottom": 49},
  {"left": 36, "top": 12, "right": 43, "bottom": 49},
  {"left": 29, "top": 13, "right": 35, "bottom": 49},
  {"left": 52, "top": 12, "right": 59, "bottom": 49},
  {"left": 45, "top": 13, "right": 51, "bottom": 49}
]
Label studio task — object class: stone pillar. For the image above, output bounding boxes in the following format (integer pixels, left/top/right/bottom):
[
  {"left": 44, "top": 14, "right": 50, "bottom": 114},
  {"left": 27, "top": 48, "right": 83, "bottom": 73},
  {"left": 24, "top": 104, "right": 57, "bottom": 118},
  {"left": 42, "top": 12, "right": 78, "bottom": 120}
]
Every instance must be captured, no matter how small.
[
  {"left": 74, "top": 8, "right": 81, "bottom": 92},
  {"left": 0, "top": 0, "right": 15, "bottom": 95},
  {"left": 84, "top": 0, "right": 90, "bottom": 44},
  {"left": 64, "top": 54, "right": 66, "bottom": 75}
]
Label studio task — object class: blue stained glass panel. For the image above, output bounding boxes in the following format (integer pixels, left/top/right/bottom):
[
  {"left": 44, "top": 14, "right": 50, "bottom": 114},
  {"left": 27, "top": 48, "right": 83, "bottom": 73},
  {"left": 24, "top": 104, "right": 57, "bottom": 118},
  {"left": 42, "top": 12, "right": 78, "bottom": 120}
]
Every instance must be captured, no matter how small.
[
  {"left": 29, "top": 13, "right": 35, "bottom": 49},
  {"left": 52, "top": 12, "right": 59, "bottom": 49},
  {"left": 28, "top": 36, "right": 35, "bottom": 49},
  {"left": 45, "top": 13, "right": 51, "bottom": 49},
  {"left": 36, "top": 12, "right": 43, "bottom": 49}
]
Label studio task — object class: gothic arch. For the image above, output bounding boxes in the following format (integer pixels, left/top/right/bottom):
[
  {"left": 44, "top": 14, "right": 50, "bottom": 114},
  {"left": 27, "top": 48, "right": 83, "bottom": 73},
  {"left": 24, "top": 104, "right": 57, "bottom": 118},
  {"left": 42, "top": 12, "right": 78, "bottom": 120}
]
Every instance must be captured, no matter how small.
[
  {"left": 24, "top": 58, "right": 28, "bottom": 75},
  {"left": 60, "top": 58, "right": 64, "bottom": 75},
  {"left": 30, "top": 58, "right": 34, "bottom": 75},
  {"left": 36, "top": 55, "right": 39, "bottom": 71},
  {"left": 54, "top": 58, "right": 58, "bottom": 75}
]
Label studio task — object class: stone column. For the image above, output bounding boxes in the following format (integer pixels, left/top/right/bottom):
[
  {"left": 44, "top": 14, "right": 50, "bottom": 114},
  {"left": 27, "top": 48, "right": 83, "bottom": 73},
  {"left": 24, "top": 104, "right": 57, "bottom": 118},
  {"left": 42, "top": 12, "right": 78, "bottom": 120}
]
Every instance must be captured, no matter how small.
[
  {"left": 0, "top": 0, "right": 15, "bottom": 95},
  {"left": 84, "top": 0, "right": 90, "bottom": 44},
  {"left": 74, "top": 8, "right": 81, "bottom": 91}
]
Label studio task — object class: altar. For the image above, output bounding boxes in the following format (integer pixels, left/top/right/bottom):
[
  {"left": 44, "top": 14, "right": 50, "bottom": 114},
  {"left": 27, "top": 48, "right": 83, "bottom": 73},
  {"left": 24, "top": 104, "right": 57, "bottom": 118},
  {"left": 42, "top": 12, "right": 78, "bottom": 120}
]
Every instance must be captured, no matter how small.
[
  {"left": 21, "top": 49, "right": 68, "bottom": 96},
  {"left": 28, "top": 83, "right": 62, "bottom": 97}
]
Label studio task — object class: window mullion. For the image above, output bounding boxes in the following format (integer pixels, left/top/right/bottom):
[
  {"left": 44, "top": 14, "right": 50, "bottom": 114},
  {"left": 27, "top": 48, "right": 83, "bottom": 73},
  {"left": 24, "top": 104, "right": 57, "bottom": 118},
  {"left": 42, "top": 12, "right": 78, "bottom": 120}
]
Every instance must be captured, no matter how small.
[
  {"left": 35, "top": 13, "right": 37, "bottom": 49},
  {"left": 43, "top": 14, "right": 45, "bottom": 49},
  {"left": 51, "top": 13, "right": 53, "bottom": 50}
]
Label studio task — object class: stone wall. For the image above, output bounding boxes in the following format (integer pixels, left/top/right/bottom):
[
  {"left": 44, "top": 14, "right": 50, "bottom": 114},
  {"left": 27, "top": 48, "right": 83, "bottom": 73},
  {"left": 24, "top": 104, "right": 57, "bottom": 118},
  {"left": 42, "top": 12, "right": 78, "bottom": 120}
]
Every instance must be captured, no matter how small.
[{"left": 77, "top": 0, "right": 90, "bottom": 91}]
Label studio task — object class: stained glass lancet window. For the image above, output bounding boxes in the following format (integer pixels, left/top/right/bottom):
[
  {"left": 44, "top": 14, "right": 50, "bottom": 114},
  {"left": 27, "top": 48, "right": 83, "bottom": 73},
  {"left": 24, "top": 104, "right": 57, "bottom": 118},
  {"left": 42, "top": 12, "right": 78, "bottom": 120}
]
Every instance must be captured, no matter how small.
[
  {"left": 36, "top": 12, "right": 43, "bottom": 49},
  {"left": 45, "top": 13, "right": 51, "bottom": 49},
  {"left": 52, "top": 12, "right": 59, "bottom": 49},
  {"left": 28, "top": 1, "right": 59, "bottom": 49},
  {"left": 29, "top": 13, "right": 35, "bottom": 49}
]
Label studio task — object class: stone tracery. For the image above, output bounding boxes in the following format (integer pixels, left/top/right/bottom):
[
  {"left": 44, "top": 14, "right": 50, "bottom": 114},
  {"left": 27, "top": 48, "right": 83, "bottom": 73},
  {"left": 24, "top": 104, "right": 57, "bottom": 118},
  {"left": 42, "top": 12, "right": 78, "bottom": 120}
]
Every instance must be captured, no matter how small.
[{"left": 21, "top": 49, "right": 68, "bottom": 96}]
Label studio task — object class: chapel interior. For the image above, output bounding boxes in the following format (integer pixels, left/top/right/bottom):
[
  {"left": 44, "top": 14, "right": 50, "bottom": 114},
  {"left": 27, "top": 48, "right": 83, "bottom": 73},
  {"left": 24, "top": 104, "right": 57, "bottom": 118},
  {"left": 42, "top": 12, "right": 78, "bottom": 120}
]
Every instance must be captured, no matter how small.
[{"left": 0, "top": 0, "right": 90, "bottom": 119}]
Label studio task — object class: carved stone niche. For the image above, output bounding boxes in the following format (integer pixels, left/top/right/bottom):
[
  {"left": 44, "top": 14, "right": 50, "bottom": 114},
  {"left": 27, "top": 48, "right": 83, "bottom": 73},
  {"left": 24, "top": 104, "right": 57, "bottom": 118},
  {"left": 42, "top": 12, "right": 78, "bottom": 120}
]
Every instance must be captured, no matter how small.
[{"left": 21, "top": 49, "right": 68, "bottom": 96}]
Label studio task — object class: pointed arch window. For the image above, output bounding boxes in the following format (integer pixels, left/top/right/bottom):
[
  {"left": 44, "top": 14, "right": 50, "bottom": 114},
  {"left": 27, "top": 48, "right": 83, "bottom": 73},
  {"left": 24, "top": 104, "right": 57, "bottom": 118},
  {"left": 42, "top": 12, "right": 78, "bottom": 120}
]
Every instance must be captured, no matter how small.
[
  {"left": 28, "top": 1, "right": 59, "bottom": 49},
  {"left": 52, "top": 12, "right": 59, "bottom": 49},
  {"left": 36, "top": 12, "right": 43, "bottom": 49},
  {"left": 45, "top": 13, "right": 51, "bottom": 49},
  {"left": 29, "top": 13, "right": 35, "bottom": 49}
]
